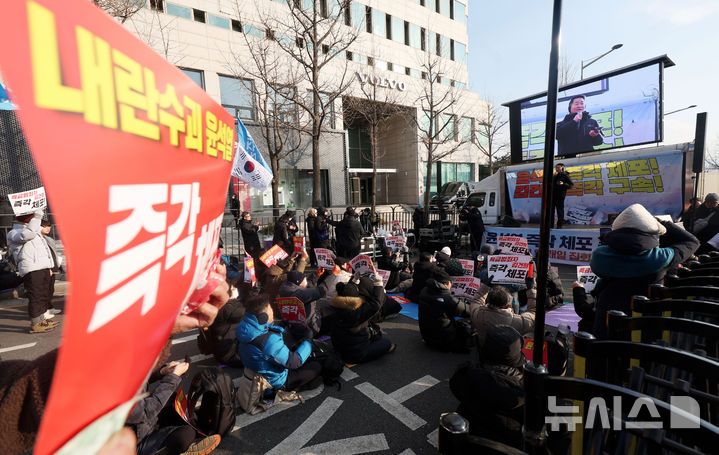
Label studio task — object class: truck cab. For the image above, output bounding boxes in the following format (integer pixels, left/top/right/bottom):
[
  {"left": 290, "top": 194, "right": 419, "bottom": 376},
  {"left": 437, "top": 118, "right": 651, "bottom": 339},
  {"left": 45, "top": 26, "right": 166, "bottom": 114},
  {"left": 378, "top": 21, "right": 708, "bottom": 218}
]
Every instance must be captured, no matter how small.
[
  {"left": 460, "top": 172, "right": 504, "bottom": 225},
  {"left": 430, "top": 181, "right": 479, "bottom": 210}
]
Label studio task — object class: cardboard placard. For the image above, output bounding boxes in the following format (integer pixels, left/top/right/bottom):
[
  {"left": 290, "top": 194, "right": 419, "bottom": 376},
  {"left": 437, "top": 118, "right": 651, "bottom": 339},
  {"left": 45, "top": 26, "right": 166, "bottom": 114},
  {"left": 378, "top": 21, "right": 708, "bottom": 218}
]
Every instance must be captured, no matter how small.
[
  {"left": 293, "top": 236, "right": 305, "bottom": 254},
  {"left": 314, "top": 248, "right": 335, "bottom": 269},
  {"left": 488, "top": 255, "right": 533, "bottom": 284},
  {"left": 260, "top": 244, "right": 289, "bottom": 267},
  {"left": 576, "top": 266, "right": 598, "bottom": 292},
  {"left": 497, "top": 236, "right": 530, "bottom": 255},
  {"left": 458, "top": 259, "right": 474, "bottom": 277},
  {"left": 349, "top": 254, "right": 377, "bottom": 276},
  {"left": 391, "top": 220, "right": 404, "bottom": 234},
  {"left": 388, "top": 294, "right": 411, "bottom": 304},
  {"left": 0, "top": 1, "right": 237, "bottom": 452},
  {"left": 385, "top": 236, "right": 406, "bottom": 251},
  {"left": 376, "top": 269, "right": 391, "bottom": 283},
  {"left": 450, "top": 276, "right": 481, "bottom": 299},
  {"left": 244, "top": 255, "right": 256, "bottom": 286},
  {"left": 277, "top": 297, "right": 307, "bottom": 324},
  {"left": 7, "top": 186, "right": 46, "bottom": 215}
]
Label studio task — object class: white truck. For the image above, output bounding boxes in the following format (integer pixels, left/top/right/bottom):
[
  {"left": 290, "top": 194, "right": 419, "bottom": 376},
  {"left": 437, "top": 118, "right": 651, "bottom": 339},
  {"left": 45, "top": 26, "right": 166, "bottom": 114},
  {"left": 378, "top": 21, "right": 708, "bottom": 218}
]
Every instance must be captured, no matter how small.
[{"left": 461, "top": 143, "right": 694, "bottom": 225}]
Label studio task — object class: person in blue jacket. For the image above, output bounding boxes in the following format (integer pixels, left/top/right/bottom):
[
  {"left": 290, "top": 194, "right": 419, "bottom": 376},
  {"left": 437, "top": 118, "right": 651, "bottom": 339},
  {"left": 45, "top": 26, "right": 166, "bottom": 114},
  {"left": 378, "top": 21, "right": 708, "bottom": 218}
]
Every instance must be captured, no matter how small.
[{"left": 236, "top": 294, "right": 321, "bottom": 391}]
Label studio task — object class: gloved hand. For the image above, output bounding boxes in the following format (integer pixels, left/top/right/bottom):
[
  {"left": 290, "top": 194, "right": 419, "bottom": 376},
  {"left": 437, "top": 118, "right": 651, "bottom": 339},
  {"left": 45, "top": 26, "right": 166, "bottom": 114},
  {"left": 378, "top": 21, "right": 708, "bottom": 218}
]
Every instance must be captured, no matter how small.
[
  {"left": 401, "top": 245, "right": 409, "bottom": 253},
  {"left": 525, "top": 272, "right": 536, "bottom": 290},
  {"left": 482, "top": 274, "right": 494, "bottom": 286},
  {"left": 371, "top": 273, "right": 383, "bottom": 287},
  {"left": 351, "top": 271, "right": 361, "bottom": 284}
]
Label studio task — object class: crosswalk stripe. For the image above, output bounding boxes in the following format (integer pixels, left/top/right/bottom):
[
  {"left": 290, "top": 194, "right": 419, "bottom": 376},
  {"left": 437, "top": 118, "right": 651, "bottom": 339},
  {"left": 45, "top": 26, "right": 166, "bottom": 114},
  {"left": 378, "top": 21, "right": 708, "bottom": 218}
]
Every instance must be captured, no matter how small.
[{"left": 0, "top": 342, "right": 37, "bottom": 353}]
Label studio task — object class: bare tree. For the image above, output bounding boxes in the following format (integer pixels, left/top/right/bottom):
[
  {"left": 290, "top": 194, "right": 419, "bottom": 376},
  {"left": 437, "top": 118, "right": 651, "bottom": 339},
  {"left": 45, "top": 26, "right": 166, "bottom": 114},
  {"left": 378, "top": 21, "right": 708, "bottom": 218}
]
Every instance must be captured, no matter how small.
[
  {"left": 93, "top": 0, "right": 143, "bottom": 24},
  {"left": 243, "top": 0, "right": 360, "bottom": 206},
  {"left": 227, "top": 31, "right": 309, "bottom": 218},
  {"left": 558, "top": 54, "right": 577, "bottom": 87},
  {"left": 343, "top": 79, "right": 406, "bottom": 215},
  {"left": 127, "top": 8, "right": 185, "bottom": 65},
  {"left": 475, "top": 101, "right": 508, "bottom": 175},
  {"left": 705, "top": 135, "right": 719, "bottom": 170},
  {"left": 409, "top": 51, "right": 469, "bottom": 218}
]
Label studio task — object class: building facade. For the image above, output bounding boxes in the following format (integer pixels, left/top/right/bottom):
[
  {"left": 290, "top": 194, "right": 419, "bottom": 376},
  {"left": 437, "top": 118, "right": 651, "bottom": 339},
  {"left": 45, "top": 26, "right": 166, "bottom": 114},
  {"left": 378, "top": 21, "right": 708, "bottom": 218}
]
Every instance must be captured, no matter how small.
[{"left": 126, "top": 0, "right": 488, "bottom": 210}]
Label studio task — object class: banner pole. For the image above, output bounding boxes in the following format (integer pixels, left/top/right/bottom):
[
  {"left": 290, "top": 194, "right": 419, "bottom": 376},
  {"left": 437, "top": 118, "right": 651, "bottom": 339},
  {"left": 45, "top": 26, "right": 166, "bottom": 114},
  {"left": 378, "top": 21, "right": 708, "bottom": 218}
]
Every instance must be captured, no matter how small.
[{"left": 532, "top": 0, "right": 563, "bottom": 371}]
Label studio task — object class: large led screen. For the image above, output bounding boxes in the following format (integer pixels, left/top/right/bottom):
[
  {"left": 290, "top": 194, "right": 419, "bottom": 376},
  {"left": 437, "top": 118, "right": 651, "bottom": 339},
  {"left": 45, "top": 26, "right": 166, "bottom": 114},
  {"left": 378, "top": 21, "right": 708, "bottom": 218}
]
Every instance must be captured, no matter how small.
[{"left": 513, "top": 62, "right": 663, "bottom": 161}]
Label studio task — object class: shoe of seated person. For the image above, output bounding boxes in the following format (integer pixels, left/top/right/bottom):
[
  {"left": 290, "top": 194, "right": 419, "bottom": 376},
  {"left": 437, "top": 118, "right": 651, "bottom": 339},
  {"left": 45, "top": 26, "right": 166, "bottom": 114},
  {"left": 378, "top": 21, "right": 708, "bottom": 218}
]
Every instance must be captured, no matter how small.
[
  {"left": 181, "top": 434, "right": 221, "bottom": 455},
  {"left": 47, "top": 308, "right": 62, "bottom": 315}
]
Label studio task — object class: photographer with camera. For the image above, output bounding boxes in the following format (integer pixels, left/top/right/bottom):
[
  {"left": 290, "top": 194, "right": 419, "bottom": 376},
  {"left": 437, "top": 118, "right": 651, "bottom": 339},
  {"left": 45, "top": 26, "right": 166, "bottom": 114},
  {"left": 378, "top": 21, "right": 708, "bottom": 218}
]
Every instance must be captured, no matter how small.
[{"left": 556, "top": 94, "right": 604, "bottom": 156}]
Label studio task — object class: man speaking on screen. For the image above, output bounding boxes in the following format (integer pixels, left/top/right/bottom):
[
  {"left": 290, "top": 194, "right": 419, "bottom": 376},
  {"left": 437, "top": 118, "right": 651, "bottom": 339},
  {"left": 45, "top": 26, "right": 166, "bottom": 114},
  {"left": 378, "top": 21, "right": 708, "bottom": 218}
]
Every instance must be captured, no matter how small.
[{"left": 556, "top": 94, "right": 604, "bottom": 155}]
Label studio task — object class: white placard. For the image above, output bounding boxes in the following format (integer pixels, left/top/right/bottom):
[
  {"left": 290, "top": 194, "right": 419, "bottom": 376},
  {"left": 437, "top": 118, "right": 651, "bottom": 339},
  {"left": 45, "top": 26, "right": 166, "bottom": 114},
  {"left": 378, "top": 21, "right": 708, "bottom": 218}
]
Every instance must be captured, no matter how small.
[
  {"left": 576, "top": 266, "right": 598, "bottom": 292},
  {"left": 314, "top": 248, "right": 335, "bottom": 269},
  {"left": 349, "top": 254, "right": 377, "bottom": 276},
  {"left": 497, "top": 236, "right": 530, "bottom": 255},
  {"left": 385, "top": 236, "right": 405, "bottom": 251},
  {"left": 7, "top": 186, "right": 46, "bottom": 216},
  {"left": 458, "top": 259, "right": 474, "bottom": 277},
  {"left": 376, "top": 269, "right": 391, "bottom": 284},
  {"left": 487, "top": 255, "right": 533, "bottom": 284},
  {"left": 451, "top": 276, "right": 481, "bottom": 299}
]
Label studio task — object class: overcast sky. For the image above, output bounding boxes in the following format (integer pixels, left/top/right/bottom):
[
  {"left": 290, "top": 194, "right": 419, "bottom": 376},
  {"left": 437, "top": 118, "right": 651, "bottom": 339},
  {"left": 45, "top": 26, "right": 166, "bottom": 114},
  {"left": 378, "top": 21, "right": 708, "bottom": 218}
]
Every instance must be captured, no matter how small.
[{"left": 467, "top": 0, "right": 719, "bottom": 155}]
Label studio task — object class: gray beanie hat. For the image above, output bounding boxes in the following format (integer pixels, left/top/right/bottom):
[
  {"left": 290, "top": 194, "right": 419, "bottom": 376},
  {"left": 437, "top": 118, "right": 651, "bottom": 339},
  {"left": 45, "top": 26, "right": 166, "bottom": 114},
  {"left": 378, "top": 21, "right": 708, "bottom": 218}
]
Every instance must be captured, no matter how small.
[
  {"left": 611, "top": 203, "right": 666, "bottom": 236},
  {"left": 706, "top": 193, "right": 718, "bottom": 204}
]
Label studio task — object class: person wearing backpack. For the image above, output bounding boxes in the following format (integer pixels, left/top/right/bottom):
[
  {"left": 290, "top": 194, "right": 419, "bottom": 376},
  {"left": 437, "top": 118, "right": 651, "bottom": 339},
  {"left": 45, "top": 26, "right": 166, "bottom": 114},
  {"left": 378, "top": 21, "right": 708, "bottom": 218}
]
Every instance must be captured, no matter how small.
[
  {"left": 6, "top": 210, "right": 59, "bottom": 334},
  {"left": 235, "top": 294, "right": 322, "bottom": 391}
]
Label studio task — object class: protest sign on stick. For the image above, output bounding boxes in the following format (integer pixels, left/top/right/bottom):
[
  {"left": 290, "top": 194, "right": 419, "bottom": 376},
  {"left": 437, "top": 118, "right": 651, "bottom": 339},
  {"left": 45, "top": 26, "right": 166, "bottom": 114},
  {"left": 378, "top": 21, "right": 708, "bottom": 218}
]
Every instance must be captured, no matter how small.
[
  {"left": 260, "top": 244, "right": 289, "bottom": 267},
  {"left": 576, "top": 266, "right": 598, "bottom": 292},
  {"left": 314, "top": 248, "right": 335, "bottom": 269},
  {"left": 488, "top": 255, "right": 533, "bottom": 284},
  {"left": 293, "top": 236, "right": 305, "bottom": 254},
  {"left": 450, "top": 276, "right": 481, "bottom": 299},
  {"left": 7, "top": 186, "right": 46, "bottom": 215},
  {"left": 244, "top": 255, "right": 257, "bottom": 286},
  {"left": 0, "top": 1, "right": 237, "bottom": 452},
  {"left": 349, "top": 254, "right": 377, "bottom": 276},
  {"left": 277, "top": 297, "right": 307, "bottom": 324}
]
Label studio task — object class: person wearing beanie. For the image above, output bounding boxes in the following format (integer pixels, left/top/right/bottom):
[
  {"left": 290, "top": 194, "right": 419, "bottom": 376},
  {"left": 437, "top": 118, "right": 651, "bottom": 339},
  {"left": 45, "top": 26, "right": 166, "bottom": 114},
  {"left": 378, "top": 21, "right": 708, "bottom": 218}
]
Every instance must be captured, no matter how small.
[
  {"left": 449, "top": 325, "right": 526, "bottom": 448},
  {"left": 330, "top": 273, "right": 395, "bottom": 363},
  {"left": 417, "top": 270, "right": 473, "bottom": 352},
  {"left": 327, "top": 208, "right": 363, "bottom": 259},
  {"left": 691, "top": 193, "right": 719, "bottom": 254},
  {"left": 278, "top": 270, "right": 326, "bottom": 333},
  {"left": 589, "top": 203, "right": 699, "bottom": 338},
  {"left": 317, "top": 256, "right": 352, "bottom": 300},
  {"left": 406, "top": 251, "right": 441, "bottom": 302},
  {"left": 262, "top": 252, "right": 309, "bottom": 312},
  {"left": 236, "top": 295, "right": 321, "bottom": 391}
]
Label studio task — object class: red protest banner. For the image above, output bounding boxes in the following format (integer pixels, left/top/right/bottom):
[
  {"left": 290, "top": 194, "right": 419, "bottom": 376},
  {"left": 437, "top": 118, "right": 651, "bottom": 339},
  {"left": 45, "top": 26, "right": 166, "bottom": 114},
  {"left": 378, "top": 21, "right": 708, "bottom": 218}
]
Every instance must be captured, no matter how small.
[
  {"left": 293, "top": 236, "right": 305, "bottom": 254},
  {"left": 260, "top": 244, "right": 289, "bottom": 267},
  {"left": 0, "top": 1, "right": 235, "bottom": 453},
  {"left": 244, "top": 255, "right": 257, "bottom": 286},
  {"left": 277, "top": 297, "right": 307, "bottom": 324}
]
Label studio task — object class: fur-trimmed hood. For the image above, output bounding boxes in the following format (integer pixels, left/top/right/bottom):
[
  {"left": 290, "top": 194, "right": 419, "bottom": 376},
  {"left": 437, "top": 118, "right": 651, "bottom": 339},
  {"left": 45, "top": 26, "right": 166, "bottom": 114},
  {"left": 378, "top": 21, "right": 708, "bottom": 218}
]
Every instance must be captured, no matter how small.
[{"left": 331, "top": 294, "right": 363, "bottom": 310}]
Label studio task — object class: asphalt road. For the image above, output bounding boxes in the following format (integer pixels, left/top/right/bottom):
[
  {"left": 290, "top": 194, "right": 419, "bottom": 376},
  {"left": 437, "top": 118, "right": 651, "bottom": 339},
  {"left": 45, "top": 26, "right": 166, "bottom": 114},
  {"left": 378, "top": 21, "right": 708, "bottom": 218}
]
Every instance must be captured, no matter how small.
[{"left": 0, "top": 265, "right": 580, "bottom": 454}]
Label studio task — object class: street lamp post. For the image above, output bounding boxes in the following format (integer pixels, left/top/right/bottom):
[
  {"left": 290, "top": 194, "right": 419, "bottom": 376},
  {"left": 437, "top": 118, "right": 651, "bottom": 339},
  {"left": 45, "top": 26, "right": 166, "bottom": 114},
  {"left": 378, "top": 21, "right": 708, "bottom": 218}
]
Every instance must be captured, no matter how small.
[
  {"left": 664, "top": 104, "right": 697, "bottom": 116},
  {"left": 580, "top": 43, "right": 623, "bottom": 79}
]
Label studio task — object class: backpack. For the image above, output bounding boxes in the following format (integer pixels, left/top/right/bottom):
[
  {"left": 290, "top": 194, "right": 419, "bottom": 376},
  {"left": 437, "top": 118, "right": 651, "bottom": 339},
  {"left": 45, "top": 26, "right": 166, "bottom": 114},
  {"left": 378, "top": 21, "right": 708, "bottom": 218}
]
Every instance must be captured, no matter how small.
[
  {"left": 310, "top": 339, "right": 344, "bottom": 385},
  {"left": 187, "top": 367, "right": 238, "bottom": 436},
  {"left": 544, "top": 329, "right": 569, "bottom": 376}
]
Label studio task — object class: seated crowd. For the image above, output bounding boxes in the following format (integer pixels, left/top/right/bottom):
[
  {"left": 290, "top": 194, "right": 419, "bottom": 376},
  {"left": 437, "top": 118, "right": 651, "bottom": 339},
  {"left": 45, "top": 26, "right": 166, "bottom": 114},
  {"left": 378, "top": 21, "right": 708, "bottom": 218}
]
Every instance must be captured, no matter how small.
[{"left": 1, "top": 201, "right": 710, "bottom": 455}]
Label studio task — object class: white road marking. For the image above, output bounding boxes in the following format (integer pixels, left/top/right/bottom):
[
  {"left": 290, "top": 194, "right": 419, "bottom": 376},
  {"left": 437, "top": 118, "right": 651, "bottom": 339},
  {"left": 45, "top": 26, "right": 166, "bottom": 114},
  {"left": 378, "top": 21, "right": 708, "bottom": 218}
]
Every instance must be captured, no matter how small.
[
  {"left": 426, "top": 428, "right": 439, "bottom": 449},
  {"left": 398, "top": 449, "right": 417, "bottom": 455},
  {"left": 171, "top": 334, "right": 197, "bottom": 345},
  {"left": 265, "top": 397, "right": 344, "bottom": 455},
  {"left": 388, "top": 375, "right": 440, "bottom": 403},
  {"left": 355, "top": 382, "right": 427, "bottom": 431},
  {"left": 340, "top": 366, "right": 359, "bottom": 382},
  {"left": 232, "top": 384, "right": 325, "bottom": 431},
  {"left": 0, "top": 342, "right": 37, "bottom": 353},
  {"left": 300, "top": 434, "right": 389, "bottom": 455}
]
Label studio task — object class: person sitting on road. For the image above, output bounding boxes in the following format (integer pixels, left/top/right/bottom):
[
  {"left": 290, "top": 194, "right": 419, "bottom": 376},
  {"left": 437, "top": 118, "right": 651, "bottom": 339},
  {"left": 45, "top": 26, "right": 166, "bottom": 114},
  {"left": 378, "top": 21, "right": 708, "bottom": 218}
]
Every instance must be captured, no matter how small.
[
  {"left": 417, "top": 270, "right": 473, "bottom": 353},
  {"left": 235, "top": 294, "right": 322, "bottom": 391},
  {"left": 204, "top": 299, "right": 245, "bottom": 368},
  {"left": 278, "top": 270, "right": 326, "bottom": 333},
  {"left": 406, "top": 251, "right": 441, "bottom": 302},
  {"left": 262, "top": 252, "right": 309, "bottom": 312},
  {"left": 470, "top": 274, "right": 537, "bottom": 345},
  {"left": 331, "top": 274, "right": 396, "bottom": 364},
  {"left": 571, "top": 281, "right": 595, "bottom": 333},
  {"left": 317, "top": 256, "right": 353, "bottom": 300},
  {"left": 377, "top": 246, "right": 412, "bottom": 292},
  {"left": 435, "top": 246, "right": 464, "bottom": 277},
  {"left": 449, "top": 325, "right": 526, "bottom": 448}
]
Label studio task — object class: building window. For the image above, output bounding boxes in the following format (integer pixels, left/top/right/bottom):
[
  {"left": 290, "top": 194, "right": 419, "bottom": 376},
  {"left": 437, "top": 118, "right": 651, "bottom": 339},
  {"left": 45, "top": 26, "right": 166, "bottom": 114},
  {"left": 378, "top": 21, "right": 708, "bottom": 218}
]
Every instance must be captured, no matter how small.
[
  {"left": 350, "top": 1, "right": 365, "bottom": 29},
  {"left": 231, "top": 19, "right": 242, "bottom": 32},
  {"left": 371, "top": 9, "right": 385, "bottom": 37},
  {"left": 315, "top": 91, "right": 336, "bottom": 129},
  {"left": 193, "top": 9, "right": 206, "bottom": 23},
  {"left": 166, "top": 3, "right": 190, "bottom": 19},
  {"left": 454, "top": 41, "right": 467, "bottom": 64},
  {"left": 440, "top": 35, "right": 450, "bottom": 58},
  {"left": 441, "top": 114, "right": 456, "bottom": 141},
  {"left": 459, "top": 117, "right": 474, "bottom": 142},
  {"left": 408, "top": 23, "right": 421, "bottom": 49},
  {"left": 449, "top": 0, "right": 454, "bottom": 19},
  {"left": 405, "top": 67, "right": 411, "bottom": 76},
  {"left": 346, "top": 50, "right": 353, "bottom": 60},
  {"left": 404, "top": 21, "right": 410, "bottom": 46},
  {"left": 269, "top": 85, "right": 298, "bottom": 124},
  {"left": 367, "top": 57, "right": 375, "bottom": 66},
  {"left": 150, "top": 0, "right": 163, "bottom": 12},
  {"left": 420, "top": 27, "right": 426, "bottom": 51},
  {"left": 450, "top": 39, "right": 455, "bottom": 60},
  {"left": 441, "top": 0, "right": 451, "bottom": 17},
  {"left": 455, "top": 1, "right": 467, "bottom": 24},
  {"left": 208, "top": 14, "right": 229, "bottom": 29},
  {"left": 179, "top": 68, "right": 205, "bottom": 89},
  {"left": 219, "top": 76, "right": 255, "bottom": 120},
  {"left": 391, "top": 16, "right": 403, "bottom": 43},
  {"left": 244, "top": 24, "right": 265, "bottom": 38}
]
